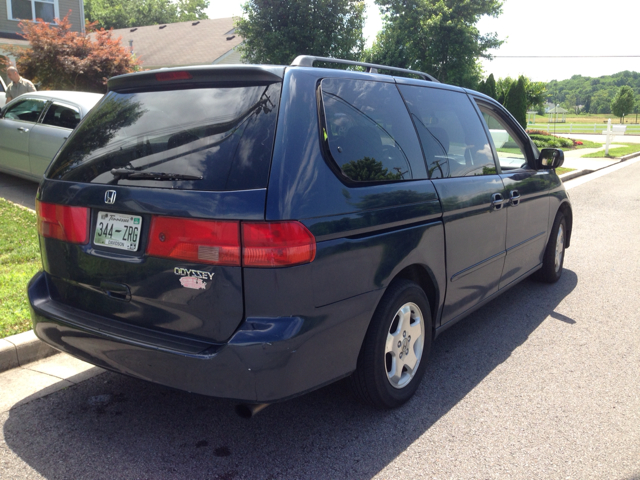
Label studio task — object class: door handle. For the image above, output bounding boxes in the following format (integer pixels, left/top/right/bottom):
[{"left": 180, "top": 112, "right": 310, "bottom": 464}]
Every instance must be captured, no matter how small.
[
  {"left": 17, "top": 127, "right": 29, "bottom": 133},
  {"left": 510, "top": 190, "right": 521, "bottom": 206},
  {"left": 491, "top": 193, "right": 505, "bottom": 211}
]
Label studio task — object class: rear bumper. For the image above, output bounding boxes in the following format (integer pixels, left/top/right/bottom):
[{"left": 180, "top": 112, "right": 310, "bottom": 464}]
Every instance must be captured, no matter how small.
[{"left": 28, "top": 271, "right": 377, "bottom": 402}]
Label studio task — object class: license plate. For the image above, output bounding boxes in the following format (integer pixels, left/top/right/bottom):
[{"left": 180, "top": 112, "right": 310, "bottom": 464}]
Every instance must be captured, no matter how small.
[{"left": 94, "top": 211, "right": 142, "bottom": 251}]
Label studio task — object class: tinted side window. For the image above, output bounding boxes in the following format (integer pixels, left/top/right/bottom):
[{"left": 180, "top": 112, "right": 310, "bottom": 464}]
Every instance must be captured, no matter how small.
[
  {"left": 399, "top": 85, "right": 497, "bottom": 178},
  {"left": 42, "top": 103, "right": 81, "bottom": 129},
  {"left": 47, "top": 83, "right": 281, "bottom": 191},
  {"left": 321, "top": 78, "right": 426, "bottom": 182},
  {"left": 4, "top": 98, "right": 47, "bottom": 123}
]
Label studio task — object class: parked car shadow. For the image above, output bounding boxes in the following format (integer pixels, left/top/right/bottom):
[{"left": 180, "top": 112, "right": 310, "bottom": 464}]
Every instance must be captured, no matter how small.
[
  {"left": 3, "top": 271, "right": 578, "bottom": 479},
  {"left": 0, "top": 172, "right": 39, "bottom": 210}
]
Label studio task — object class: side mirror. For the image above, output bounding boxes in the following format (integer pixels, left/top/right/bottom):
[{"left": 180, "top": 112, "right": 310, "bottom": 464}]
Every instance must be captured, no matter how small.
[{"left": 537, "top": 148, "right": 564, "bottom": 169}]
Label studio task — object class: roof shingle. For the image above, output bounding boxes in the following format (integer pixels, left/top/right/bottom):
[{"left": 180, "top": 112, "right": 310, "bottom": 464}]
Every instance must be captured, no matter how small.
[{"left": 107, "top": 17, "right": 243, "bottom": 69}]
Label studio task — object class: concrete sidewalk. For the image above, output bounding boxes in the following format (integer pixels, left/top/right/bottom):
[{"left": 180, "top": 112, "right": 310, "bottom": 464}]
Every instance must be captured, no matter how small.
[
  {"left": 559, "top": 133, "right": 640, "bottom": 144},
  {"left": 0, "top": 350, "right": 104, "bottom": 414}
]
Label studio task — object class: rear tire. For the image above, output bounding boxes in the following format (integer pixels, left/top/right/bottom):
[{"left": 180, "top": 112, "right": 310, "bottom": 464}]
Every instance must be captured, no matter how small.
[
  {"left": 535, "top": 212, "right": 566, "bottom": 283},
  {"left": 350, "top": 279, "right": 432, "bottom": 409}
]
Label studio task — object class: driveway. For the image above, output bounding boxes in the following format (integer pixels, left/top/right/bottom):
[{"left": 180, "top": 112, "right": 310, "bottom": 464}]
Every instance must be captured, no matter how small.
[{"left": 0, "top": 173, "right": 38, "bottom": 210}]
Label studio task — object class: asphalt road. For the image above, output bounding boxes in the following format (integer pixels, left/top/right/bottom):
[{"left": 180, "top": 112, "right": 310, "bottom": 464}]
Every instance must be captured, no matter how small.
[
  {"left": 1, "top": 163, "right": 639, "bottom": 479},
  {"left": 0, "top": 172, "right": 38, "bottom": 210}
]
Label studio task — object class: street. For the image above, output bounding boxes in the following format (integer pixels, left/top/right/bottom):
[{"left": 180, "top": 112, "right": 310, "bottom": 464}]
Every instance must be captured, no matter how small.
[{"left": 1, "top": 160, "right": 639, "bottom": 479}]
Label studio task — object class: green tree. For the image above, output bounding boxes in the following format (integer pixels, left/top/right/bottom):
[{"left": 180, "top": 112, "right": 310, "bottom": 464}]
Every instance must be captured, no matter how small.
[
  {"left": 496, "top": 76, "right": 513, "bottom": 104},
  {"left": 367, "top": 0, "right": 503, "bottom": 87},
  {"left": 85, "top": 0, "right": 209, "bottom": 29},
  {"left": 494, "top": 75, "right": 546, "bottom": 111},
  {"left": 591, "top": 89, "right": 613, "bottom": 114},
  {"left": 234, "top": 0, "right": 365, "bottom": 65},
  {"left": 504, "top": 76, "right": 527, "bottom": 129},
  {"left": 476, "top": 78, "right": 486, "bottom": 95},
  {"left": 611, "top": 85, "right": 635, "bottom": 123},
  {"left": 485, "top": 73, "right": 497, "bottom": 99},
  {"left": 562, "top": 92, "right": 578, "bottom": 114},
  {"left": 522, "top": 77, "right": 546, "bottom": 111}
]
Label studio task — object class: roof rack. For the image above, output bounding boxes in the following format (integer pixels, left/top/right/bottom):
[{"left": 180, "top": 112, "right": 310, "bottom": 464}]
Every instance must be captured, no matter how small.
[{"left": 291, "top": 55, "right": 439, "bottom": 83}]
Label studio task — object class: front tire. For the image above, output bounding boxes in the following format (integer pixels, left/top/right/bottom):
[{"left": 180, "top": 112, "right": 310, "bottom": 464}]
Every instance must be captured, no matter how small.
[
  {"left": 535, "top": 212, "right": 566, "bottom": 283},
  {"left": 351, "top": 279, "right": 432, "bottom": 409}
]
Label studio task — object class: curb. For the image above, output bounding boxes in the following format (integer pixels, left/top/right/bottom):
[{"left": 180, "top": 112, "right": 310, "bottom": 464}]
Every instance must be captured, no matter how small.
[
  {"left": 620, "top": 151, "right": 640, "bottom": 161},
  {"left": 0, "top": 330, "right": 59, "bottom": 374},
  {"left": 560, "top": 154, "right": 631, "bottom": 182},
  {"left": 559, "top": 169, "right": 593, "bottom": 182}
]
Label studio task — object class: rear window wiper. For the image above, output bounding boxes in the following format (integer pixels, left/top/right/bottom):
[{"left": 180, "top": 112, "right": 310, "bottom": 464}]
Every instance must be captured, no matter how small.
[{"left": 111, "top": 168, "right": 203, "bottom": 181}]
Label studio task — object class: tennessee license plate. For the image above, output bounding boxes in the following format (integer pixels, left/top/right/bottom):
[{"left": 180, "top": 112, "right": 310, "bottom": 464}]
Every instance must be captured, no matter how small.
[{"left": 94, "top": 211, "right": 142, "bottom": 251}]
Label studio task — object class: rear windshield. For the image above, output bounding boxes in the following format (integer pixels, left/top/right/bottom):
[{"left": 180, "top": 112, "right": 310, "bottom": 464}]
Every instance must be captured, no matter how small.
[{"left": 47, "top": 83, "right": 281, "bottom": 191}]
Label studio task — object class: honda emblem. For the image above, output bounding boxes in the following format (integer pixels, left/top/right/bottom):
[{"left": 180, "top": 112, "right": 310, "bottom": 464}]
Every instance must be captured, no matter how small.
[{"left": 104, "top": 190, "right": 117, "bottom": 204}]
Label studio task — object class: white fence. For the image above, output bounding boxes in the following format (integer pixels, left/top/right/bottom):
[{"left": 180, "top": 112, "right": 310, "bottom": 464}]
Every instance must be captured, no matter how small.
[{"left": 529, "top": 123, "right": 640, "bottom": 135}]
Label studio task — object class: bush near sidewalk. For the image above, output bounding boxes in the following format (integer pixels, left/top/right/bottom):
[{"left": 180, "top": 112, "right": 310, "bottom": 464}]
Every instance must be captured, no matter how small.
[
  {"left": 526, "top": 131, "right": 602, "bottom": 150},
  {"left": 0, "top": 199, "right": 40, "bottom": 338}
]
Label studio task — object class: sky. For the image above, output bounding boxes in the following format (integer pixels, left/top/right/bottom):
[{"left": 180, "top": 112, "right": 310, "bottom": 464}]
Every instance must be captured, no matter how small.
[{"left": 207, "top": 0, "right": 639, "bottom": 83}]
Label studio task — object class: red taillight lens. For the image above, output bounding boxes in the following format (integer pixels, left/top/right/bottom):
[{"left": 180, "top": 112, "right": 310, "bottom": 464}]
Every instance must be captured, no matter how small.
[
  {"left": 155, "top": 71, "right": 192, "bottom": 82},
  {"left": 36, "top": 201, "right": 89, "bottom": 244},
  {"left": 147, "top": 217, "right": 241, "bottom": 266},
  {"left": 242, "top": 222, "right": 316, "bottom": 267}
]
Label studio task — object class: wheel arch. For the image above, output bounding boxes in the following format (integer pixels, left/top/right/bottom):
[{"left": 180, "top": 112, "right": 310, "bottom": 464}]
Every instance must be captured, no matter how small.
[
  {"left": 558, "top": 200, "right": 573, "bottom": 248},
  {"left": 390, "top": 264, "right": 440, "bottom": 336}
]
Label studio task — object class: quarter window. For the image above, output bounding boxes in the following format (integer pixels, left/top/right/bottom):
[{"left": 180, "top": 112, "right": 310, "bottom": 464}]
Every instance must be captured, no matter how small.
[
  {"left": 42, "top": 103, "right": 80, "bottom": 129},
  {"left": 399, "top": 85, "right": 498, "bottom": 178},
  {"left": 477, "top": 106, "right": 529, "bottom": 171},
  {"left": 9, "top": 0, "right": 58, "bottom": 23},
  {"left": 321, "top": 78, "right": 426, "bottom": 182}
]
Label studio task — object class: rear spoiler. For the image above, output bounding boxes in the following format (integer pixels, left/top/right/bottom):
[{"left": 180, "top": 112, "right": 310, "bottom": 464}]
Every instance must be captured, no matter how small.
[{"left": 108, "top": 65, "right": 285, "bottom": 93}]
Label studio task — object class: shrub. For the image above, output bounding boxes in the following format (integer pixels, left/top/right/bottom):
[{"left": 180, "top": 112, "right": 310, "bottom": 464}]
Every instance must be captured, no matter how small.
[
  {"left": 12, "top": 13, "right": 139, "bottom": 93},
  {"left": 529, "top": 134, "right": 574, "bottom": 149}
]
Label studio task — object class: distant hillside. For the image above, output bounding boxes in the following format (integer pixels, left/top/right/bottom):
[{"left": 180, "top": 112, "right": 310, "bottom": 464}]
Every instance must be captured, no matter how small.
[{"left": 546, "top": 71, "right": 640, "bottom": 114}]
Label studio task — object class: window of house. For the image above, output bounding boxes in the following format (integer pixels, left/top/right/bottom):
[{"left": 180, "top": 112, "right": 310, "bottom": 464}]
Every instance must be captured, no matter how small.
[{"left": 9, "top": 0, "right": 58, "bottom": 23}]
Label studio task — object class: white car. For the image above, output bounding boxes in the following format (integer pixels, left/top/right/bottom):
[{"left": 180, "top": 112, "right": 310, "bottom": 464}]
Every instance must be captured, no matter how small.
[
  {"left": 0, "top": 90, "right": 102, "bottom": 182},
  {"left": 0, "top": 76, "right": 6, "bottom": 106}
]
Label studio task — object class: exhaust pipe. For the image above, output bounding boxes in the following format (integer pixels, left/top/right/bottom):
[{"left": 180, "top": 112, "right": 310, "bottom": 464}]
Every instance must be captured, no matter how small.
[{"left": 235, "top": 403, "right": 270, "bottom": 419}]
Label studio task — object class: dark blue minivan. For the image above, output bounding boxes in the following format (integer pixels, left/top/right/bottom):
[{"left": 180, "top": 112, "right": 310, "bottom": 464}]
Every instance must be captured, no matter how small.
[{"left": 28, "top": 57, "right": 572, "bottom": 413}]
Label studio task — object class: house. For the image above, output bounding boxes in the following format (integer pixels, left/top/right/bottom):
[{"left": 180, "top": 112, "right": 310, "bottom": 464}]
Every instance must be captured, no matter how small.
[
  {"left": 0, "top": 0, "right": 86, "bottom": 83},
  {"left": 107, "top": 17, "right": 243, "bottom": 70}
]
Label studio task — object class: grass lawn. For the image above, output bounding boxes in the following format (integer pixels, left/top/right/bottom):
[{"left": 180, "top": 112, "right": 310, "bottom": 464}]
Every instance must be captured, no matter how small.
[
  {"left": 0, "top": 198, "right": 40, "bottom": 339},
  {"left": 581, "top": 144, "right": 640, "bottom": 158},
  {"left": 556, "top": 167, "right": 575, "bottom": 175},
  {"left": 531, "top": 114, "right": 640, "bottom": 124},
  {"left": 573, "top": 140, "right": 602, "bottom": 149}
]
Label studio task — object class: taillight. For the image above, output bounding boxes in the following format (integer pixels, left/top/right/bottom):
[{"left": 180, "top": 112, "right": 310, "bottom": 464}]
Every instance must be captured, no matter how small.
[
  {"left": 147, "top": 217, "right": 241, "bottom": 266},
  {"left": 155, "top": 71, "right": 192, "bottom": 81},
  {"left": 36, "top": 201, "right": 89, "bottom": 244},
  {"left": 146, "top": 217, "right": 316, "bottom": 268},
  {"left": 242, "top": 222, "right": 316, "bottom": 267}
]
